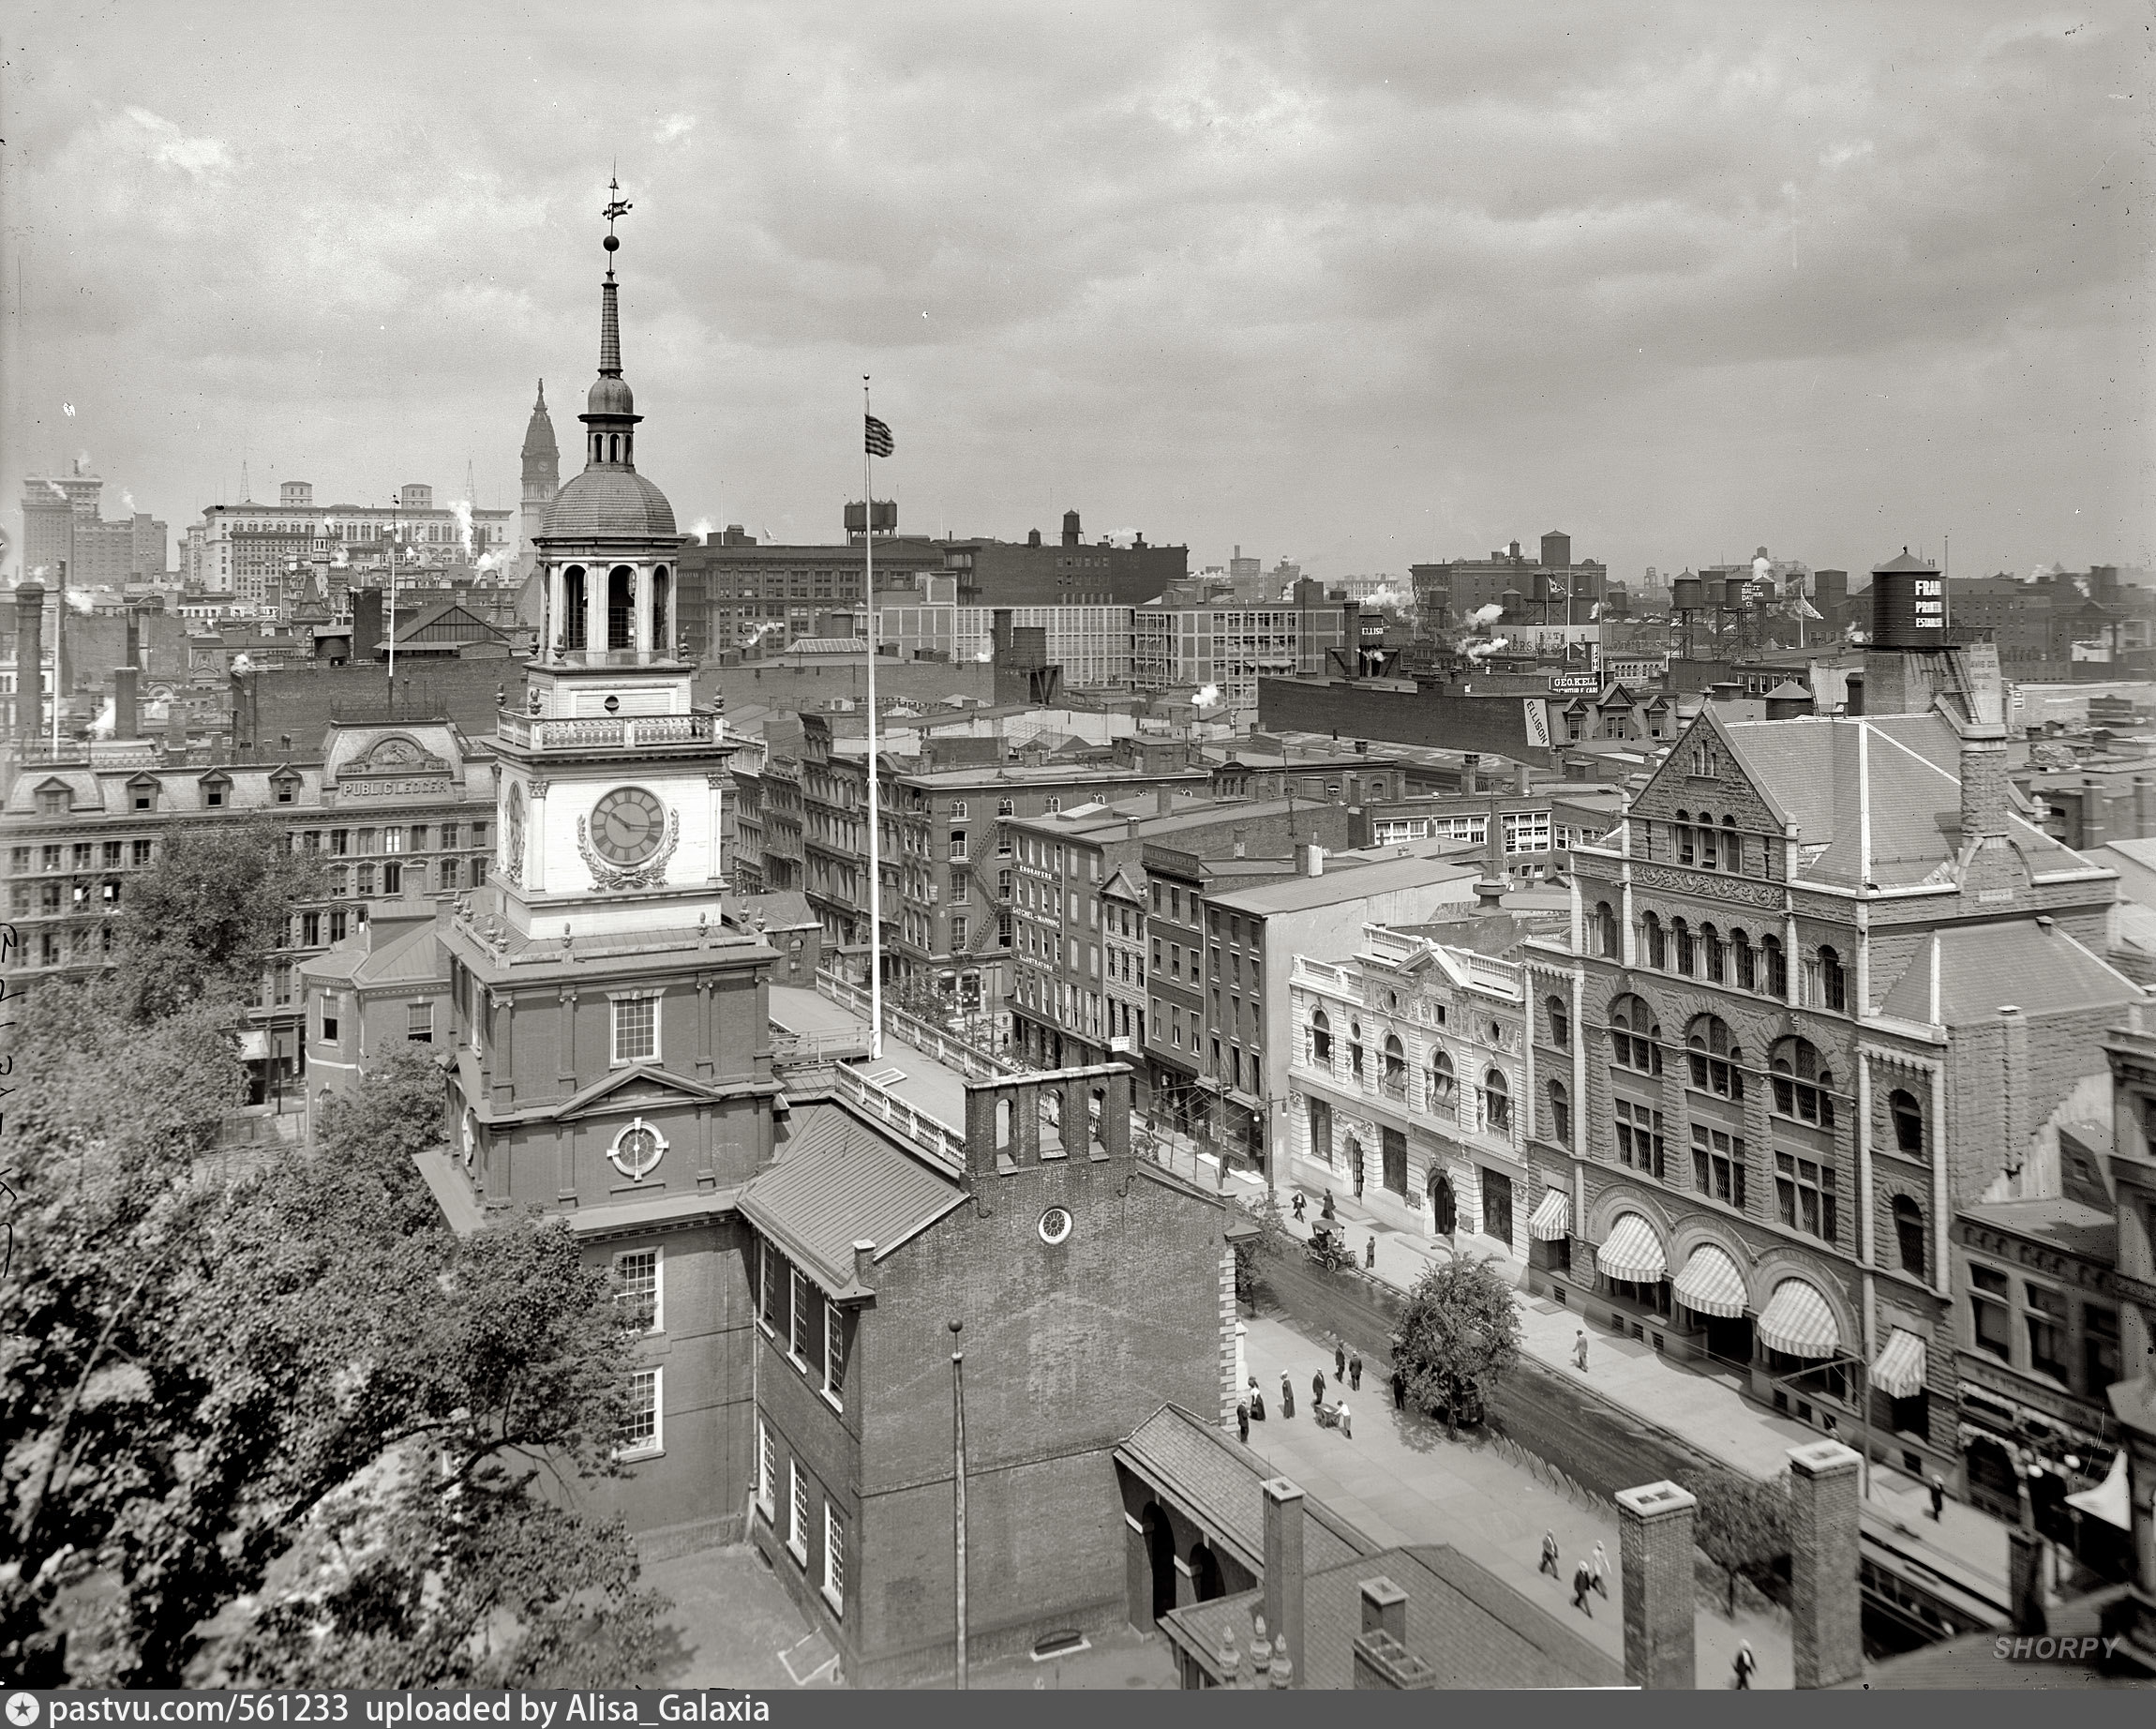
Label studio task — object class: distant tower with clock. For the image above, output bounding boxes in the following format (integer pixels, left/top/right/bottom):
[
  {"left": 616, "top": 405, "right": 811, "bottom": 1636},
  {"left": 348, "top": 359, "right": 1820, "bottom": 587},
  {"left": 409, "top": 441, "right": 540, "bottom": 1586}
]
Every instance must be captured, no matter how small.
[{"left": 436, "top": 188, "right": 781, "bottom": 1546}]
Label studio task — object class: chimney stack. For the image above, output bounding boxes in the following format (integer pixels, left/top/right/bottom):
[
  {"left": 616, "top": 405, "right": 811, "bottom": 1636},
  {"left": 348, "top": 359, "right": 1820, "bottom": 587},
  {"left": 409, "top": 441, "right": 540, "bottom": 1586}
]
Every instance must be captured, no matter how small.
[
  {"left": 1616, "top": 1480, "right": 1698, "bottom": 1689},
  {"left": 1157, "top": 786, "right": 1174, "bottom": 817},
  {"left": 1350, "top": 1577, "right": 1434, "bottom": 1689},
  {"left": 2008, "top": 1527, "right": 2047, "bottom": 1636},
  {"left": 113, "top": 666, "right": 139, "bottom": 742},
  {"left": 14, "top": 583, "right": 45, "bottom": 742},
  {"left": 1298, "top": 841, "right": 1324, "bottom": 879},
  {"left": 1260, "top": 1477, "right": 1305, "bottom": 1687},
  {"left": 2082, "top": 775, "right": 2108, "bottom": 849},
  {"left": 1787, "top": 1440, "right": 1864, "bottom": 1688},
  {"left": 1233, "top": 826, "right": 1248, "bottom": 859}
]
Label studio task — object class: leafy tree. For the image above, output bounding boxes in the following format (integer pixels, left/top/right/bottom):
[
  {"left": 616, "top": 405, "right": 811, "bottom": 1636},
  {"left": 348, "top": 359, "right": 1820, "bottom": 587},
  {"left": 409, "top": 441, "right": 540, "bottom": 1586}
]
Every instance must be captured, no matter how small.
[
  {"left": 1391, "top": 1256, "right": 1522, "bottom": 1438},
  {"left": 0, "top": 994, "right": 666, "bottom": 1688},
  {"left": 109, "top": 816, "right": 325, "bottom": 1022},
  {"left": 1691, "top": 1467, "right": 1790, "bottom": 1615},
  {"left": 1233, "top": 1189, "right": 1291, "bottom": 1310}
]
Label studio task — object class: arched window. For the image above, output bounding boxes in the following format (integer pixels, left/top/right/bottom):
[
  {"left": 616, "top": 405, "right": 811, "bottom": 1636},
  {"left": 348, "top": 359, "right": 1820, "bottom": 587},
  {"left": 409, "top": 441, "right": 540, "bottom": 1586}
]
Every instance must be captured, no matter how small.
[
  {"left": 1889, "top": 1088, "right": 1924, "bottom": 1154},
  {"left": 1700, "top": 923, "right": 1725, "bottom": 984},
  {"left": 1348, "top": 1019, "right": 1365, "bottom": 1083},
  {"left": 1548, "top": 1079, "right": 1571, "bottom": 1147},
  {"left": 1642, "top": 910, "right": 1667, "bottom": 970},
  {"left": 1672, "top": 917, "right": 1695, "bottom": 975},
  {"left": 608, "top": 433, "right": 621, "bottom": 463},
  {"left": 1731, "top": 927, "right": 1756, "bottom": 992},
  {"left": 1482, "top": 1068, "right": 1511, "bottom": 1134},
  {"left": 995, "top": 1097, "right": 1013, "bottom": 1150},
  {"left": 1819, "top": 945, "right": 1847, "bottom": 1014},
  {"left": 1675, "top": 811, "right": 1695, "bottom": 866},
  {"left": 1770, "top": 1037, "right": 1835, "bottom": 1126},
  {"left": 1595, "top": 901, "right": 1620, "bottom": 958},
  {"left": 1547, "top": 995, "right": 1570, "bottom": 1048},
  {"left": 1382, "top": 1032, "right": 1407, "bottom": 1096},
  {"left": 1722, "top": 816, "right": 1740, "bottom": 874},
  {"left": 1762, "top": 933, "right": 1788, "bottom": 998},
  {"left": 1696, "top": 816, "right": 1717, "bottom": 872},
  {"left": 1685, "top": 1015, "right": 1744, "bottom": 1099},
  {"left": 1040, "top": 1088, "right": 1063, "bottom": 1152},
  {"left": 1610, "top": 994, "right": 1662, "bottom": 1074},
  {"left": 1309, "top": 1008, "right": 1332, "bottom": 1066},
  {"left": 1425, "top": 1049, "right": 1457, "bottom": 1111},
  {"left": 1894, "top": 1195, "right": 1926, "bottom": 1276},
  {"left": 651, "top": 566, "right": 671, "bottom": 655}
]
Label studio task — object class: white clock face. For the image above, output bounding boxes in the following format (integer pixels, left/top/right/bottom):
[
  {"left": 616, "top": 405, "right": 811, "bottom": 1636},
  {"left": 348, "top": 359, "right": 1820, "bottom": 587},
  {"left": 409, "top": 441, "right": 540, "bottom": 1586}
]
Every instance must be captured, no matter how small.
[{"left": 591, "top": 787, "right": 666, "bottom": 866}]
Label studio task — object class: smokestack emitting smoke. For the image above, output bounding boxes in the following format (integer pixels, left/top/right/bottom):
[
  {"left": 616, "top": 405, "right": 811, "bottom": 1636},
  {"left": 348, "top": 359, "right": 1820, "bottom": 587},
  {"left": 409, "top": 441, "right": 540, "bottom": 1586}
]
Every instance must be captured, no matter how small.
[
  {"left": 450, "top": 499, "right": 475, "bottom": 561},
  {"left": 1463, "top": 639, "right": 1510, "bottom": 660},
  {"left": 1467, "top": 603, "right": 1504, "bottom": 626},
  {"left": 1193, "top": 683, "right": 1221, "bottom": 707},
  {"left": 45, "top": 481, "right": 67, "bottom": 502}
]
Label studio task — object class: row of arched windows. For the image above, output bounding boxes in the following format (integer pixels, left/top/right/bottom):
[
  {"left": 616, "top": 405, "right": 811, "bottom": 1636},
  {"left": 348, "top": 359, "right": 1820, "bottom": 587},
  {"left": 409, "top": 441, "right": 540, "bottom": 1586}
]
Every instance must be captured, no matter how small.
[
  {"left": 1596, "top": 993, "right": 1850, "bottom": 1130},
  {"left": 1672, "top": 808, "right": 1746, "bottom": 873},
  {"left": 557, "top": 564, "right": 671, "bottom": 654},
  {"left": 1593, "top": 901, "right": 1849, "bottom": 1014},
  {"left": 591, "top": 430, "right": 635, "bottom": 465},
  {"left": 1307, "top": 1007, "right": 1511, "bottom": 1134}
]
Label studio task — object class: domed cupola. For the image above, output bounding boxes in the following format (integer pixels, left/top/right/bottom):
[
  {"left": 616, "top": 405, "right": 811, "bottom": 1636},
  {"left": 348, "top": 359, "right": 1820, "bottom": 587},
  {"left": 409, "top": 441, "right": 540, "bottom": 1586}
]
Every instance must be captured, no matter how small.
[{"left": 540, "top": 177, "right": 676, "bottom": 541}]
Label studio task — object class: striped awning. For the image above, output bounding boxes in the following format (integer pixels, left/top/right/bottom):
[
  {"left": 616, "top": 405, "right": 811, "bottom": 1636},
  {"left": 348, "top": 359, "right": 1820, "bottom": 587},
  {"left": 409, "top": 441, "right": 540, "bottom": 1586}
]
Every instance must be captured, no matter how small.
[
  {"left": 1757, "top": 1279, "right": 1842, "bottom": 1359},
  {"left": 1528, "top": 1188, "right": 1571, "bottom": 1241},
  {"left": 1596, "top": 1211, "right": 1667, "bottom": 1284},
  {"left": 1671, "top": 1243, "right": 1748, "bottom": 1318},
  {"left": 1870, "top": 1328, "right": 1928, "bottom": 1400}
]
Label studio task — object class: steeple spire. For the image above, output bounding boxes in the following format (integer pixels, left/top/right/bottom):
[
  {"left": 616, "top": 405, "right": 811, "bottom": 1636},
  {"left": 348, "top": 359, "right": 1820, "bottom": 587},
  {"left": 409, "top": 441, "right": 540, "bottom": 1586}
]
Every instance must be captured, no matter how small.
[
  {"left": 581, "top": 177, "right": 641, "bottom": 470},
  {"left": 599, "top": 175, "right": 632, "bottom": 377}
]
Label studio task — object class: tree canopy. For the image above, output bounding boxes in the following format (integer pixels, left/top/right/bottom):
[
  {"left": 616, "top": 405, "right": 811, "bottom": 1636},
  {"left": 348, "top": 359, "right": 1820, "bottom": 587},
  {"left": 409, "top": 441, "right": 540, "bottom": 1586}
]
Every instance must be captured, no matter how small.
[
  {"left": 0, "top": 990, "right": 665, "bottom": 1688},
  {"left": 1391, "top": 1255, "right": 1523, "bottom": 1437},
  {"left": 1690, "top": 1466, "right": 1790, "bottom": 1615},
  {"left": 109, "top": 816, "right": 325, "bottom": 1021}
]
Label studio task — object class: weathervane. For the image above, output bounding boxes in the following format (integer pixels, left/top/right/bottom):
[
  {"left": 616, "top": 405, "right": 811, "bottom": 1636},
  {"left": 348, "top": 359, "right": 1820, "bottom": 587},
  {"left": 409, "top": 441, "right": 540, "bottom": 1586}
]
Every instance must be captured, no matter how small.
[{"left": 603, "top": 172, "right": 633, "bottom": 276}]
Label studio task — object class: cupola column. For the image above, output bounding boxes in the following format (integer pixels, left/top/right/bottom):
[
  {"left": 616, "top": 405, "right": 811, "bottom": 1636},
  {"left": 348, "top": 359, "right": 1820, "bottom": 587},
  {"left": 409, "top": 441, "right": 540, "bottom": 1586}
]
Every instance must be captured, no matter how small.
[
  {"left": 527, "top": 776, "right": 550, "bottom": 894},
  {"left": 548, "top": 564, "right": 567, "bottom": 656},
  {"left": 634, "top": 564, "right": 653, "bottom": 654},
  {"left": 584, "top": 571, "right": 606, "bottom": 658}
]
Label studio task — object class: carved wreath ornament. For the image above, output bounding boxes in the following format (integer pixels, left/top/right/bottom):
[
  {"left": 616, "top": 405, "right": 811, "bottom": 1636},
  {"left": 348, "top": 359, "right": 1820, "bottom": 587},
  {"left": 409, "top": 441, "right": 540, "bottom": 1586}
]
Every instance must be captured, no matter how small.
[{"left": 576, "top": 803, "right": 681, "bottom": 891}]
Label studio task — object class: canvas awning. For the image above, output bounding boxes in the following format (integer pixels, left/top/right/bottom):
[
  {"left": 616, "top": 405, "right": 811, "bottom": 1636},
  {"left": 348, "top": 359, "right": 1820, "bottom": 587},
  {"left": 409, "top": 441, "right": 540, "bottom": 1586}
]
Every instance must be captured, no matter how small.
[
  {"left": 237, "top": 1029, "right": 270, "bottom": 1063},
  {"left": 1596, "top": 1211, "right": 1667, "bottom": 1283},
  {"left": 1671, "top": 1243, "right": 1748, "bottom": 1318},
  {"left": 1757, "top": 1279, "right": 1842, "bottom": 1359},
  {"left": 2065, "top": 1451, "right": 2131, "bottom": 1531},
  {"left": 1870, "top": 1328, "right": 1928, "bottom": 1400},
  {"left": 1528, "top": 1188, "right": 1571, "bottom": 1241}
]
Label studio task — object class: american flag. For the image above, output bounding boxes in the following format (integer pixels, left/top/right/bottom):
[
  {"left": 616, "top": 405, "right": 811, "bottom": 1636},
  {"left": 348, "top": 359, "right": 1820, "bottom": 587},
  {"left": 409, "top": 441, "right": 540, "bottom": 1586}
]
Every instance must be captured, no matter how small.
[{"left": 864, "top": 414, "right": 894, "bottom": 458}]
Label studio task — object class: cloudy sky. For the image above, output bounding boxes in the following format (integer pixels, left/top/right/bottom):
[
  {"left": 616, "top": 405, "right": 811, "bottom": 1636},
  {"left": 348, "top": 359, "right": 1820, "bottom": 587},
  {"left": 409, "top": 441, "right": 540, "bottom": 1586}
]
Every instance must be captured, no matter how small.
[{"left": 3, "top": 1, "right": 2149, "bottom": 584}]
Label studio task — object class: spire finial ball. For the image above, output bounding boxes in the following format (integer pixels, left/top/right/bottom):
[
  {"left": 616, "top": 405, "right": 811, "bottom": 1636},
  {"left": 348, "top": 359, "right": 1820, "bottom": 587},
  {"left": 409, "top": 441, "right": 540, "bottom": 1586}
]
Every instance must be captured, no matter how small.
[{"left": 604, "top": 234, "right": 620, "bottom": 252}]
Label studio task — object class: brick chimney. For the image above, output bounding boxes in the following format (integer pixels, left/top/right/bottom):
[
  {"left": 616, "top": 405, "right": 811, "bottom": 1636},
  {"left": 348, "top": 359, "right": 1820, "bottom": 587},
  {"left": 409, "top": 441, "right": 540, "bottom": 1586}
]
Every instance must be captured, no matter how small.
[
  {"left": 1957, "top": 719, "right": 2016, "bottom": 900},
  {"left": 1787, "top": 1439, "right": 1864, "bottom": 1688},
  {"left": 1297, "top": 841, "right": 1324, "bottom": 878},
  {"left": 1351, "top": 1577, "right": 1434, "bottom": 1689},
  {"left": 1261, "top": 1477, "right": 1305, "bottom": 1686},
  {"left": 1616, "top": 1480, "right": 1698, "bottom": 1689},
  {"left": 1157, "top": 786, "right": 1174, "bottom": 817},
  {"left": 2082, "top": 775, "right": 2108, "bottom": 849},
  {"left": 14, "top": 583, "right": 44, "bottom": 741},
  {"left": 1233, "top": 826, "right": 1248, "bottom": 859}
]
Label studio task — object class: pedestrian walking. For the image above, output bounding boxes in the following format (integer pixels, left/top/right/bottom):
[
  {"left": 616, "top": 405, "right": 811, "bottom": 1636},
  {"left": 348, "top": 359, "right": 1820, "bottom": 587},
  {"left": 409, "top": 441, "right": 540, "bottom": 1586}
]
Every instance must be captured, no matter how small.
[
  {"left": 1335, "top": 1342, "right": 1347, "bottom": 1383},
  {"left": 1337, "top": 1399, "right": 1351, "bottom": 1440},
  {"left": 1248, "top": 1377, "right": 1266, "bottom": 1421},
  {"left": 1539, "top": 1531, "right": 1561, "bottom": 1579},
  {"left": 1236, "top": 1399, "right": 1250, "bottom": 1444},
  {"left": 1280, "top": 1372, "right": 1295, "bottom": 1419},
  {"left": 1928, "top": 1474, "right": 1947, "bottom": 1521},
  {"left": 1292, "top": 1191, "right": 1307, "bottom": 1224},
  {"left": 1590, "top": 1541, "right": 1610, "bottom": 1598},
  {"left": 1390, "top": 1366, "right": 1406, "bottom": 1411},
  {"left": 1570, "top": 1559, "right": 1594, "bottom": 1616},
  {"left": 1348, "top": 1351, "right": 1363, "bottom": 1392},
  {"left": 1312, "top": 1369, "right": 1326, "bottom": 1408},
  {"left": 1573, "top": 1329, "right": 1590, "bottom": 1372},
  {"left": 1322, "top": 1188, "right": 1336, "bottom": 1221},
  {"left": 1365, "top": 1233, "right": 1377, "bottom": 1270},
  {"left": 1732, "top": 1641, "right": 1756, "bottom": 1691}
]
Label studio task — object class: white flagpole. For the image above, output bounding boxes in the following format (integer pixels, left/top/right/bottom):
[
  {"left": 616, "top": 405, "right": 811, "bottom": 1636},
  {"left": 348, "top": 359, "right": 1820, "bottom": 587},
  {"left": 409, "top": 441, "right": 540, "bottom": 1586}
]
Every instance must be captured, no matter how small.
[{"left": 864, "top": 379, "right": 883, "bottom": 1062}]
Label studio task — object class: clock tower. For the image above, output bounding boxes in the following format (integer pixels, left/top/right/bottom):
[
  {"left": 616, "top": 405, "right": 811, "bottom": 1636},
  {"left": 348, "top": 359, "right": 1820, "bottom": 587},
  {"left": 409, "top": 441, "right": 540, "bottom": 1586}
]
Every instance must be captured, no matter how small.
[{"left": 435, "top": 188, "right": 778, "bottom": 1548}]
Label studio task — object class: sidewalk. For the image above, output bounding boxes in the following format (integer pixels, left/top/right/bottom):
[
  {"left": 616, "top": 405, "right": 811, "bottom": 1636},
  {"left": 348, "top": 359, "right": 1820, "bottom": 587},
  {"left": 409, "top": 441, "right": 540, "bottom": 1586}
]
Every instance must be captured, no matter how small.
[
  {"left": 1220, "top": 1164, "right": 2011, "bottom": 1595},
  {"left": 1237, "top": 1311, "right": 1791, "bottom": 1689}
]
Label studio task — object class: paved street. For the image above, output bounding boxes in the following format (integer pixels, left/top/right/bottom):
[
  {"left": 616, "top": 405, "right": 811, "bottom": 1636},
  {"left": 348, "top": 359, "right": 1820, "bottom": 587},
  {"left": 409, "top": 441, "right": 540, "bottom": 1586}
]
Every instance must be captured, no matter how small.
[{"left": 1237, "top": 1309, "right": 1794, "bottom": 1689}]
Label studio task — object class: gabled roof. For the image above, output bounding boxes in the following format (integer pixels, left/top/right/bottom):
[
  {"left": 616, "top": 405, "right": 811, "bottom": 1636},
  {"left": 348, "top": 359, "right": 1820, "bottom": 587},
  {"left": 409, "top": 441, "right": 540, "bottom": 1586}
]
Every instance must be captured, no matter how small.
[
  {"left": 1876, "top": 920, "right": 2143, "bottom": 1025},
  {"left": 736, "top": 1099, "right": 966, "bottom": 1291}
]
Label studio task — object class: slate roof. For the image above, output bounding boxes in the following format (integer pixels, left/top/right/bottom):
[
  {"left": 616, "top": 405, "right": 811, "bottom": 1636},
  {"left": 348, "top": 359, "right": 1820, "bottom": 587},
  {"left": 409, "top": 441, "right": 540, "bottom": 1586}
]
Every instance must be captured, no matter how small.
[
  {"left": 1875, "top": 920, "right": 2142, "bottom": 1026},
  {"left": 539, "top": 467, "right": 678, "bottom": 539},
  {"left": 1115, "top": 1403, "right": 1373, "bottom": 1577},
  {"left": 735, "top": 1099, "right": 966, "bottom": 1291},
  {"left": 1205, "top": 854, "right": 1480, "bottom": 915}
]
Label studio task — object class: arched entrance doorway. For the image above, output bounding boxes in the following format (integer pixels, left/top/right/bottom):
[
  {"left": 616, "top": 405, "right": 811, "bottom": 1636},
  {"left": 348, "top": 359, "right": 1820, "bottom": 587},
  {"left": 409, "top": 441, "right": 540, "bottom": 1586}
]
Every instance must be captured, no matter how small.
[
  {"left": 1142, "top": 1503, "right": 1175, "bottom": 1622},
  {"left": 1429, "top": 1168, "right": 1458, "bottom": 1236},
  {"left": 1966, "top": 1436, "right": 2021, "bottom": 1522},
  {"left": 1190, "top": 1539, "right": 1224, "bottom": 1602}
]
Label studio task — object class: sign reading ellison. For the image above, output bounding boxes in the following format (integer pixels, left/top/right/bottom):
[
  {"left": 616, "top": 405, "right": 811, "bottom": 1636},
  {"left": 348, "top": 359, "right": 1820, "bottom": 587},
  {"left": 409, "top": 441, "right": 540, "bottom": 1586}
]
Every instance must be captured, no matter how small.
[{"left": 340, "top": 776, "right": 457, "bottom": 798}]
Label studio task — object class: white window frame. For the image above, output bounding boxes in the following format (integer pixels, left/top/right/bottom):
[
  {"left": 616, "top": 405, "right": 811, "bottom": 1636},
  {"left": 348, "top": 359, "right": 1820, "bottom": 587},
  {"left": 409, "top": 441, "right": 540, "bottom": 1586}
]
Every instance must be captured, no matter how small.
[
  {"left": 756, "top": 1420, "right": 776, "bottom": 1520},
  {"left": 822, "top": 1500, "right": 846, "bottom": 1615},
  {"left": 610, "top": 991, "right": 660, "bottom": 1065},
  {"left": 787, "top": 1462, "right": 809, "bottom": 1565},
  {"left": 613, "top": 1245, "right": 663, "bottom": 1334},
  {"left": 617, "top": 1366, "right": 663, "bottom": 1460},
  {"left": 788, "top": 1267, "right": 811, "bottom": 1367},
  {"left": 822, "top": 1299, "right": 846, "bottom": 1408},
  {"left": 757, "top": 1237, "right": 776, "bottom": 1335}
]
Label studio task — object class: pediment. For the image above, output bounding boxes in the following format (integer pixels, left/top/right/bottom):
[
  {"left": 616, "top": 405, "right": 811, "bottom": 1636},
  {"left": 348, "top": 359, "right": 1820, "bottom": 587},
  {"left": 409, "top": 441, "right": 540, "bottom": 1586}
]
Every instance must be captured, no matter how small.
[{"left": 551, "top": 1061, "right": 716, "bottom": 1120}]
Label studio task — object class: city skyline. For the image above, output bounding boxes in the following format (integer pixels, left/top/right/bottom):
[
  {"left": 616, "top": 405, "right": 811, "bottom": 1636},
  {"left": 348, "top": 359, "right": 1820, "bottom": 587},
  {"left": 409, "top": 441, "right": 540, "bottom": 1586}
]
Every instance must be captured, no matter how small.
[{"left": 2, "top": 1, "right": 2149, "bottom": 585}]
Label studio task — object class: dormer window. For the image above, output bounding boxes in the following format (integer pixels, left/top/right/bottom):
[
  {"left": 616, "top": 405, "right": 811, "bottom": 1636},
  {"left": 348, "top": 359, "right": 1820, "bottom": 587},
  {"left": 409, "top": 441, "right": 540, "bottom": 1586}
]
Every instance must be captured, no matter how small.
[
  {"left": 35, "top": 783, "right": 67, "bottom": 819},
  {"left": 272, "top": 773, "right": 299, "bottom": 805},
  {"left": 127, "top": 774, "right": 161, "bottom": 814},
  {"left": 200, "top": 772, "right": 233, "bottom": 809}
]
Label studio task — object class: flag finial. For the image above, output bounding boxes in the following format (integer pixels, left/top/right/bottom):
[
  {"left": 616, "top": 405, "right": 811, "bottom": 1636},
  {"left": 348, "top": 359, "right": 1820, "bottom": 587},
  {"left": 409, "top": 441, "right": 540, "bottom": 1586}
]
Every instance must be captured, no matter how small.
[{"left": 602, "top": 173, "right": 633, "bottom": 278}]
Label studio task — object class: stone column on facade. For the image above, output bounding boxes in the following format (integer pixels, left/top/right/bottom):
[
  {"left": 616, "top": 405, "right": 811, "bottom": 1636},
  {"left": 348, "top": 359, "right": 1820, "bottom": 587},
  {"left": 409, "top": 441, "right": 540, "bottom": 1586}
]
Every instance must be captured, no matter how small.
[
  {"left": 633, "top": 564, "right": 651, "bottom": 655},
  {"left": 526, "top": 775, "right": 550, "bottom": 895},
  {"left": 1784, "top": 900, "right": 1801, "bottom": 1007},
  {"left": 1571, "top": 967, "right": 1589, "bottom": 1253},
  {"left": 1620, "top": 874, "right": 1637, "bottom": 968},
  {"left": 1615, "top": 1480, "right": 1698, "bottom": 1689},
  {"left": 489, "top": 993, "right": 514, "bottom": 1111},
  {"left": 557, "top": 984, "right": 578, "bottom": 1092},
  {"left": 1858, "top": 1047, "right": 1877, "bottom": 1410},
  {"left": 1853, "top": 898, "right": 1872, "bottom": 1021},
  {"left": 1928, "top": 1057, "right": 1950, "bottom": 1300},
  {"left": 707, "top": 772, "right": 726, "bottom": 885},
  {"left": 696, "top": 974, "right": 716, "bottom": 1080},
  {"left": 1788, "top": 1439, "right": 1864, "bottom": 1688}
]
